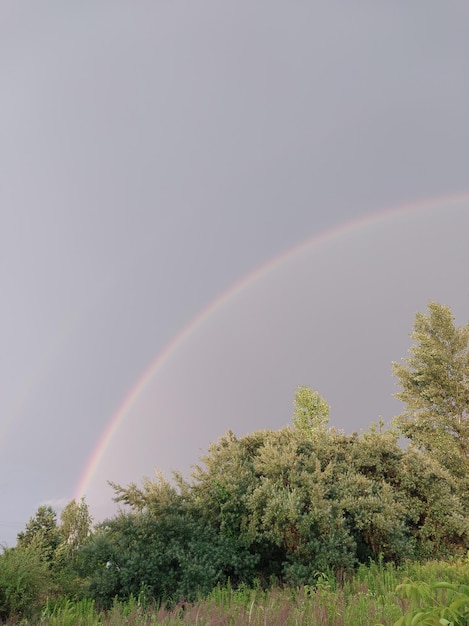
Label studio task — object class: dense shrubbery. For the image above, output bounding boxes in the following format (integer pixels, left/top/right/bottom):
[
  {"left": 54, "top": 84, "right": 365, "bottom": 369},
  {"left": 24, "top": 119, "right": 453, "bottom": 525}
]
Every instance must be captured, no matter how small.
[
  {"left": 2, "top": 559, "right": 469, "bottom": 625},
  {"left": 76, "top": 414, "right": 468, "bottom": 608},
  {"left": 0, "top": 543, "right": 52, "bottom": 622},
  {"left": 2, "top": 301, "right": 469, "bottom": 622},
  {"left": 79, "top": 506, "right": 258, "bottom": 606},
  {"left": 9, "top": 423, "right": 468, "bottom": 620}
]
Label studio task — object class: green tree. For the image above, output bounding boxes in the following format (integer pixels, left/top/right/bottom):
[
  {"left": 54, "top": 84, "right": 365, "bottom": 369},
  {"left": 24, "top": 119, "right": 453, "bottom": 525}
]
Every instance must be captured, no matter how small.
[
  {"left": 54, "top": 497, "right": 93, "bottom": 593},
  {"left": 292, "top": 386, "right": 330, "bottom": 434},
  {"left": 392, "top": 301, "right": 469, "bottom": 477},
  {"left": 244, "top": 427, "right": 357, "bottom": 582},
  {"left": 17, "top": 505, "right": 61, "bottom": 564},
  {"left": 58, "top": 498, "right": 93, "bottom": 559},
  {"left": 393, "top": 448, "right": 469, "bottom": 559}
]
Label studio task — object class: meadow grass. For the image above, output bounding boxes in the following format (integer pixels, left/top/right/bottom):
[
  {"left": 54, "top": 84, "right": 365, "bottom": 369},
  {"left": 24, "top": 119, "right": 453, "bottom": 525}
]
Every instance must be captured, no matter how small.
[{"left": 5, "top": 558, "right": 469, "bottom": 626}]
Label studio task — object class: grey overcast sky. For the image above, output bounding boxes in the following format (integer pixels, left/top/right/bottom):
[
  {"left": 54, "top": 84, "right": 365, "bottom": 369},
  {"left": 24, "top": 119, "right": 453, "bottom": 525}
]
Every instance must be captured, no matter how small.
[{"left": 1, "top": 2, "right": 469, "bottom": 545}]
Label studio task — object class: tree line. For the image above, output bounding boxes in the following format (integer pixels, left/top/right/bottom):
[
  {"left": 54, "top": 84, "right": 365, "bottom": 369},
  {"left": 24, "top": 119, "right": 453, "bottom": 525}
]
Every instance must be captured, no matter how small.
[{"left": 1, "top": 301, "right": 469, "bottom": 622}]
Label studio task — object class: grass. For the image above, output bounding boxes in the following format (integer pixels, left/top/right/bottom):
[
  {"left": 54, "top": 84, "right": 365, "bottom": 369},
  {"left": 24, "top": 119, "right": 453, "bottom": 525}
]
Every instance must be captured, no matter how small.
[{"left": 4, "top": 559, "right": 469, "bottom": 625}]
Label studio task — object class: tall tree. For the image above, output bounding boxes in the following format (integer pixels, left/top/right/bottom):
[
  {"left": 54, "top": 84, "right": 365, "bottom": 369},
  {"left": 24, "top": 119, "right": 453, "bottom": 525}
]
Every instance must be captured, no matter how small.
[
  {"left": 16, "top": 505, "right": 61, "bottom": 563},
  {"left": 392, "top": 301, "right": 469, "bottom": 477},
  {"left": 57, "top": 498, "right": 93, "bottom": 565}
]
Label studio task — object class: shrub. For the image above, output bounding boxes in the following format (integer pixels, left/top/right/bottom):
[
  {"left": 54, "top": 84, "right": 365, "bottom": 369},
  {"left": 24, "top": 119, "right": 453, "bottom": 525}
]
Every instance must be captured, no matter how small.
[{"left": 0, "top": 543, "right": 53, "bottom": 621}]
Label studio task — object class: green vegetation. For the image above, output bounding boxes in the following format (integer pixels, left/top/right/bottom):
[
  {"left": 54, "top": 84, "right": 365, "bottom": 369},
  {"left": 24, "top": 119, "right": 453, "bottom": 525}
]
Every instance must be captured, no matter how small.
[
  {"left": 1, "top": 560, "right": 469, "bottom": 625},
  {"left": 1, "top": 301, "right": 469, "bottom": 625},
  {"left": 393, "top": 301, "right": 469, "bottom": 481}
]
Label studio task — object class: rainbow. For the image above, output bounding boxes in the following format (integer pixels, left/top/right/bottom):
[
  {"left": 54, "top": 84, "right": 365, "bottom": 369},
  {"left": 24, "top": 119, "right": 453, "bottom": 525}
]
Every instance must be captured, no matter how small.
[{"left": 75, "top": 192, "right": 469, "bottom": 500}]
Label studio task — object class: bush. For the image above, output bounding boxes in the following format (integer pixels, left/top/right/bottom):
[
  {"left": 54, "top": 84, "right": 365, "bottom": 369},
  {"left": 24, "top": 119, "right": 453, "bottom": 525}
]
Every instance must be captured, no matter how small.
[{"left": 0, "top": 543, "right": 53, "bottom": 621}]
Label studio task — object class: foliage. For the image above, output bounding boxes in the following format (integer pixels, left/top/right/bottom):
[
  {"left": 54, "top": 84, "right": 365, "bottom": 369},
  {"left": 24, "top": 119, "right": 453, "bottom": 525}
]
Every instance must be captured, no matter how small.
[
  {"left": 292, "top": 386, "right": 330, "bottom": 433},
  {"left": 39, "top": 597, "right": 100, "bottom": 626},
  {"left": 16, "top": 505, "right": 61, "bottom": 564},
  {"left": 394, "top": 580, "right": 469, "bottom": 625},
  {"left": 53, "top": 498, "right": 93, "bottom": 593},
  {"left": 4, "top": 556, "right": 469, "bottom": 624},
  {"left": 12, "top": 499, "right": 94, "bottom": 605},
  {"left": 80, "top": 495, "right": 257, "bottom": 608},
  {"left": 392, "top": 301, "right": 469, "bottom": 479},
  {"left": 58, "top": 498, "right": 93, "bottom": 559},
  {"left": 6, "top": 302, "right": 469, "bottom": 619},
  {"left": 6, "top": 559, "right": 468, "bottom": 625},
  {"left": 0, "top": 543, "right": 53, "bottom": 622},
  {"left": 189, "top": 409, "right": 469, "bottom": 582}
]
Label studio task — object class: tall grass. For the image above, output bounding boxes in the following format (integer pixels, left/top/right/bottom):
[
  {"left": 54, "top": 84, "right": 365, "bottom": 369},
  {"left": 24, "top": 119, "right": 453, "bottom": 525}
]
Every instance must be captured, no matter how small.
[
  {"left": 5, "top": 558, "right": 469, "bottom": 626},
  {"left": 39, "top": 598, "right": 99, "bottom": 626}
]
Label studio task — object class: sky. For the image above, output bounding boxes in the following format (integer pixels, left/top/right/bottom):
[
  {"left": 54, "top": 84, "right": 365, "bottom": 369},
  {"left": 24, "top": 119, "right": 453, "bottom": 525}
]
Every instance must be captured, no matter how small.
[{"left": 1, "top": 2, "right": 469, "bottom": 546}]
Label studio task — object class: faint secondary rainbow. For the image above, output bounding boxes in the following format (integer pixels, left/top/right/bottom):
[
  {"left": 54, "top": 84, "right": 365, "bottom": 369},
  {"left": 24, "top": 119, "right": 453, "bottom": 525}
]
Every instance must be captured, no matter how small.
[
  {"left": 75, "top": 192, "right": 469, "bottom": 500},
  {"left": 0, "top": 312, "right": 78, "bottom": 447}
]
